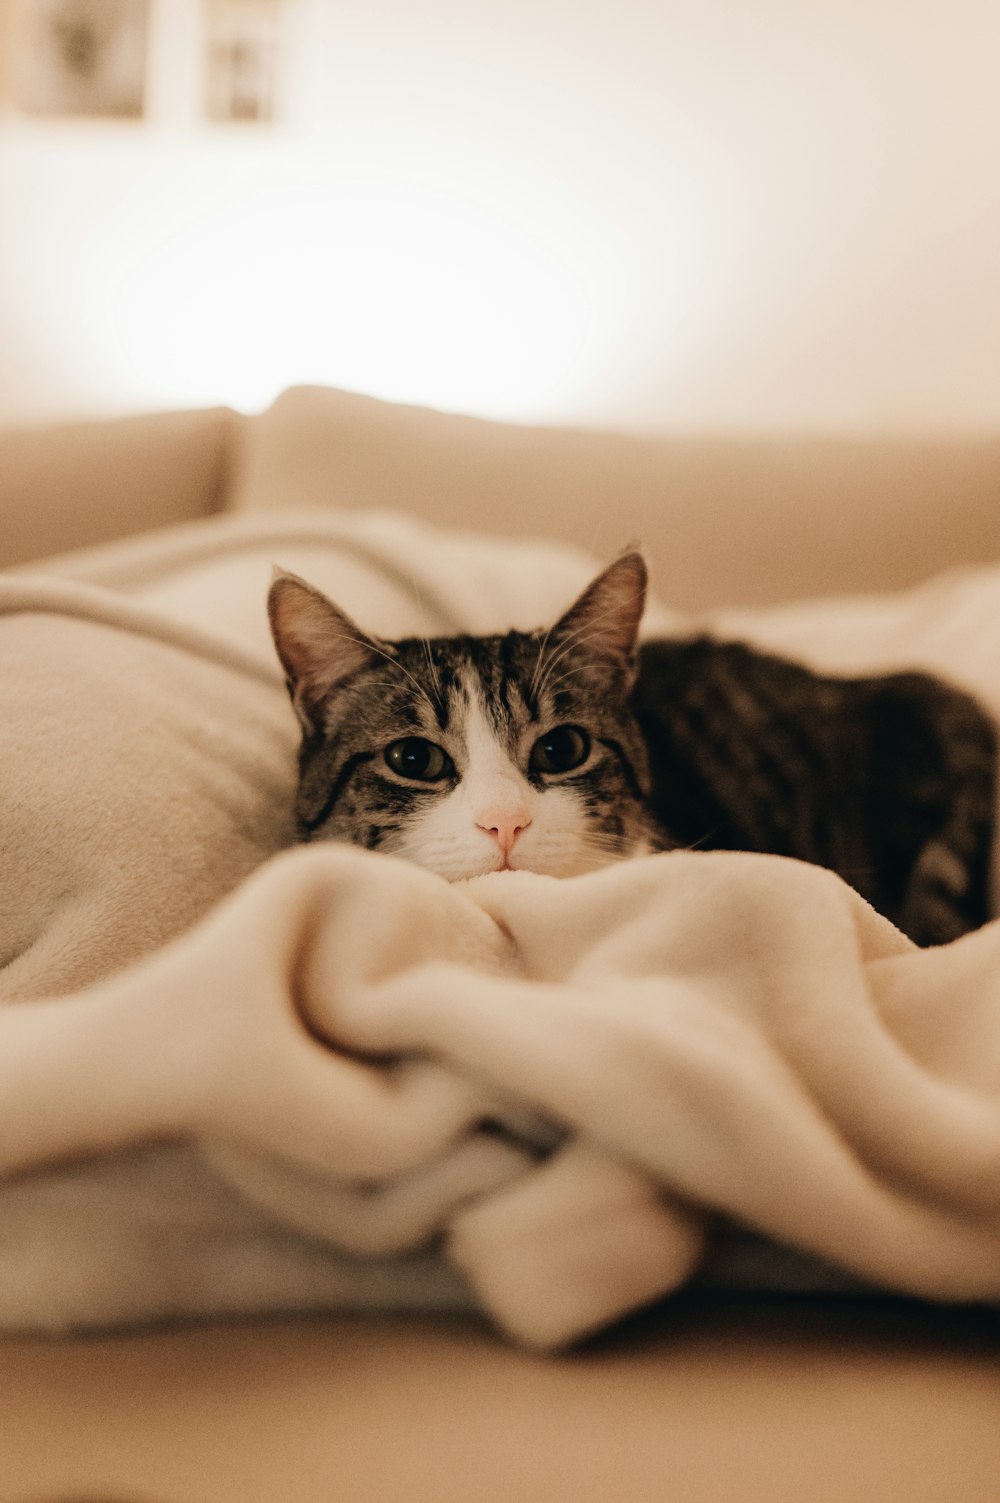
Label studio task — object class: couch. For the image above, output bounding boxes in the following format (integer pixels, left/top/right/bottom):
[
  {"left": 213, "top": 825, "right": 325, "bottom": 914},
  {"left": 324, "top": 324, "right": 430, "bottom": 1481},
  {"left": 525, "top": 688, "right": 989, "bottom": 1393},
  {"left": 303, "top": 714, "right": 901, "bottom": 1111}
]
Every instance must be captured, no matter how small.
[{"left": 1, "top": 386, "right": 998, "bottom": 1502}]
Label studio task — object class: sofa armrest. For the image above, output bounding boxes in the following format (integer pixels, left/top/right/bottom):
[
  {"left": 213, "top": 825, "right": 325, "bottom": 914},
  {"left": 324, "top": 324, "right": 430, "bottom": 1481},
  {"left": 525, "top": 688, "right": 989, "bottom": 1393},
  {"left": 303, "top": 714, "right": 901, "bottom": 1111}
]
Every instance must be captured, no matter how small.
[{"left": 0, "top": 406, "right": 237, "bottom": 569}]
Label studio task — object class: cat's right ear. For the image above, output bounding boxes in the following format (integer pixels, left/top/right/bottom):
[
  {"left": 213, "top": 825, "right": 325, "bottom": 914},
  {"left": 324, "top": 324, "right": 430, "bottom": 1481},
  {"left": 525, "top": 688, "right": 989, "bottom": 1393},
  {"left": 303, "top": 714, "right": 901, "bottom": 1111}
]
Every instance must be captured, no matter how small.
[
  {"left": 268, "top": 568, "right": 386, "bottom": 732},
  {"left": 551, "top": 550, "right": 648, "bottom": 679}
]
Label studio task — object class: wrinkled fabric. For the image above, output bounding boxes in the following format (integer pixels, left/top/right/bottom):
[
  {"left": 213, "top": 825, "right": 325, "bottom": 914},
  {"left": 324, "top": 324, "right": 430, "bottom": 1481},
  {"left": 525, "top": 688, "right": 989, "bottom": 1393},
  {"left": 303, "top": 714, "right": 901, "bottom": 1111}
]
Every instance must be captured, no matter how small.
[{"left": 2, "top": 510, "right": 1000, "bottom": 1347}]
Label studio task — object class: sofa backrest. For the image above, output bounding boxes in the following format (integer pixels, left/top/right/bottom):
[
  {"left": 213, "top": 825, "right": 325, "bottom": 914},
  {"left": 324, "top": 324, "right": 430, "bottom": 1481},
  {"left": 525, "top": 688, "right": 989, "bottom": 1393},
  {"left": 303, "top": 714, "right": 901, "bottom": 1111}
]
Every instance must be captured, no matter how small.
[
  {"left": 4, "top": 386, "right": 999, "bottom": 609},
  {"left": 228, "top": 387, "right": 1000, "bottom": 609}
]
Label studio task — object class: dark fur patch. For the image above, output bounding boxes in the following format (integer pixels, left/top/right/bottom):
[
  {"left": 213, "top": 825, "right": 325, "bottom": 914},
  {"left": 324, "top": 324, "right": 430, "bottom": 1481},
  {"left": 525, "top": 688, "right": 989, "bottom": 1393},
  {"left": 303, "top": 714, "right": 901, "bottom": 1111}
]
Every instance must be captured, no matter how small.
[{"left": 632, "top": 637, "right": 997, "bottom": 946}]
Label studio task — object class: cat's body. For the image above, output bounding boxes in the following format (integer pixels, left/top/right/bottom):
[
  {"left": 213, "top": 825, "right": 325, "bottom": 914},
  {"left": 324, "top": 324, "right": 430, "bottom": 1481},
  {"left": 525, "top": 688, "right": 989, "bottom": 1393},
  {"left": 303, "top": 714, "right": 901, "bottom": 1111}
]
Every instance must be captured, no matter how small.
[
  {"left": 269, "top": 553, "right": 996, "bottom": 947},
  {"left": 633, "top": 636, "right": 995, "bottom": 945}
]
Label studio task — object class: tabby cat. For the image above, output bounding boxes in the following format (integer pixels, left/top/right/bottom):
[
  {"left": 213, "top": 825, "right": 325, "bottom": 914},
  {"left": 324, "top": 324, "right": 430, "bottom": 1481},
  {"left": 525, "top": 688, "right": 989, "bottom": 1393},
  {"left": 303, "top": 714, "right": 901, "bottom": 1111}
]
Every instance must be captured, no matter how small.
[{"left": 268, "top": 553, "right": 996, "bottom": 946}]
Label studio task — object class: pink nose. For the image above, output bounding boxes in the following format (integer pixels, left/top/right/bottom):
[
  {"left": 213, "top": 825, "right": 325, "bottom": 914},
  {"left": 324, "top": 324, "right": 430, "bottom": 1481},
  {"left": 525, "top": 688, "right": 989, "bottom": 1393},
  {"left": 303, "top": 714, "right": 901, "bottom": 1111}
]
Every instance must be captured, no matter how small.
[{"left": 477, "top": 809, "right": 532, "bottom": 853}]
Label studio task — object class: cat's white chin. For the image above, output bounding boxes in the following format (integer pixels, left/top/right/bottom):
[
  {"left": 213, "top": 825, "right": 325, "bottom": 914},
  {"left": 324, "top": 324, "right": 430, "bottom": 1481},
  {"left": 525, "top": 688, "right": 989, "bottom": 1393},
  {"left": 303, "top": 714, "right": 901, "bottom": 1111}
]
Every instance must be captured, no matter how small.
[{"left": 431, "top": 848, "right": 625, "bottom": 883}]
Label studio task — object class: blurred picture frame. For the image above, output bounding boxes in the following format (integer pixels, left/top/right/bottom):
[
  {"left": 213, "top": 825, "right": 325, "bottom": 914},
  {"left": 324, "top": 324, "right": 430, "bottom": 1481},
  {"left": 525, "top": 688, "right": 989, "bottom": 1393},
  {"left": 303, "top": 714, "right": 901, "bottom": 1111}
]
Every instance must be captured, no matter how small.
[
  {"left": 202, "top": 0, "right": 282, "bottom": 124},
  {"left": 8, "top": 0, "right": 150, "bottom": 119}
]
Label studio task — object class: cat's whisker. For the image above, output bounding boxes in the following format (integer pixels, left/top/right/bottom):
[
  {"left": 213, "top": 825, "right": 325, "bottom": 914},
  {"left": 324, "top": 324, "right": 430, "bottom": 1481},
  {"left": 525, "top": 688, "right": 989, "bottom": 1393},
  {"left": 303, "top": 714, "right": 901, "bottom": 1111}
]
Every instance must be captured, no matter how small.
[
  {"left": 403, "top": 568, "right": 446, "bottom": 714},
  {"left": 673, "top": 836, "right": 714, "bottom": 855},
  {"left": 528, "top": 626, "right": 554, "bottom": 704},
  {"left": 636, "top": 818, "right": 732, "bottom": 857},
  {"left": 535, "top": 641, "right": 597, "bottom": 704},
  {"left": 328, "top": 631, "right": 441, "bottom": 719},
  {"left": 579, "top": 832, "right": 639, "bottom": 855},
  {"left": 534, "top": 618, "right": 608, "bottom": 697},
  {"left": 421, "top": 632, "right": 445, "bottom": 716},
  {"left": 531, "top": 552, "right": 644, "bottom": 703},
  {"left": 538, "top": 664, "right": 594, "bottom": 698},
  {"left": 534, "top": 601, "right": 636, "bottom": 703},
  {"left": 531, "top": 595, "right": 627, "bottom": 703}
]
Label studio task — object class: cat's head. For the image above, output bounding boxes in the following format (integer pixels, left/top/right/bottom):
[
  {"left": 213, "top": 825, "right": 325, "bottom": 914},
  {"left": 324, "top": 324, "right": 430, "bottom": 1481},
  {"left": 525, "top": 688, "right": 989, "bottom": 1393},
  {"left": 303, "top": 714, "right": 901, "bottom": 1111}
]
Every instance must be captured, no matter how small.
[{"left": 267, "top": 552, "right": 653, "bottom": 881}]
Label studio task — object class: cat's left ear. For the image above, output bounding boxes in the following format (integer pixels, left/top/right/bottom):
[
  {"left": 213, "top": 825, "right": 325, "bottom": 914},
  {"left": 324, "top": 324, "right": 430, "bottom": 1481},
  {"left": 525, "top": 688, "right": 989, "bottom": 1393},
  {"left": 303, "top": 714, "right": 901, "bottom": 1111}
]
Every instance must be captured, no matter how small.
[
  {"left": 551, "top": 551, "right": 647, "bottom": 680},
  {"left": 268, "top": 568, "right": 388, "bottom": 733}
]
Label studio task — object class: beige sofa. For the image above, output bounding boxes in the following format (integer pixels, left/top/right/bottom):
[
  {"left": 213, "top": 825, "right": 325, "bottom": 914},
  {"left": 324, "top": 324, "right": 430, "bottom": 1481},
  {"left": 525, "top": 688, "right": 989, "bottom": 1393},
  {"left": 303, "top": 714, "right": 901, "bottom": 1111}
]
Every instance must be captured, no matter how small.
[
  {"left": 1, "top": 387, "right": 999, "bottom": 1502},
  {"left": 4, "top": 387, "right": 1000, "bottom": 603}
]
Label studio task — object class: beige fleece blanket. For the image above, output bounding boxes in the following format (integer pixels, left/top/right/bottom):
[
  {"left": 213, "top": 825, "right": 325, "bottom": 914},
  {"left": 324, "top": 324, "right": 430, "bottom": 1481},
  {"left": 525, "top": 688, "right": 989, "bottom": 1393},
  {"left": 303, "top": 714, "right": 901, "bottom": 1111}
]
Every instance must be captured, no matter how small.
[{"left": 3, "top": 511, "right": 1000, "bottom": 1348}]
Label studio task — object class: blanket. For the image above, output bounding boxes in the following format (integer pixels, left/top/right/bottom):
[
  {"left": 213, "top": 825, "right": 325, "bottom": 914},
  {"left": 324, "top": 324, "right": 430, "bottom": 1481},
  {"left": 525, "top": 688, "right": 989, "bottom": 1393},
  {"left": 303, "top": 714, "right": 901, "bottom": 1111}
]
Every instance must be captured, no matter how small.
[{"left": 3, "top": 510, "right": 1000, "bottom": 1348}]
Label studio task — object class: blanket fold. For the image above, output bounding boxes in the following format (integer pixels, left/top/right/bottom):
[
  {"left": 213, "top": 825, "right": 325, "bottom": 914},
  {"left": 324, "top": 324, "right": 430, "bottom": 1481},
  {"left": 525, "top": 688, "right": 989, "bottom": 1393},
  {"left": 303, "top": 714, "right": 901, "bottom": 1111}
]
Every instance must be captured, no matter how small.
[{"left": 6, "top": 839, "right": 1000, "bottom": 1347}]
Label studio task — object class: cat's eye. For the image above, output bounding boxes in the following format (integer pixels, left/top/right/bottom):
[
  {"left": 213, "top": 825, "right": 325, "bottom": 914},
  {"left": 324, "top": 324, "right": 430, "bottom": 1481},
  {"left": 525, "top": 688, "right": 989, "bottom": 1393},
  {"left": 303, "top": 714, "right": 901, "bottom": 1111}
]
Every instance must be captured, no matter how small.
[
  {"left": 384, "top": 737, "right": 453, "bottom": 782},
  {"left": 529, "top": 724, "right": 591, "bottom": 775}
]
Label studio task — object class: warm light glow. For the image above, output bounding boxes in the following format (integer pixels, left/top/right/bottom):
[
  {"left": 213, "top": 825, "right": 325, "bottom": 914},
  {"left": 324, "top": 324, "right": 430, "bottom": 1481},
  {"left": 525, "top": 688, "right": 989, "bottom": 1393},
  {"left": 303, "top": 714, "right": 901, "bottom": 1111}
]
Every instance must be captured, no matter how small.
[
  {"left": 3, "top": 1, "right": 998, "bottom": 432},
  {"left": 118, "top": 181, "right": 591, "bottom": 417}
]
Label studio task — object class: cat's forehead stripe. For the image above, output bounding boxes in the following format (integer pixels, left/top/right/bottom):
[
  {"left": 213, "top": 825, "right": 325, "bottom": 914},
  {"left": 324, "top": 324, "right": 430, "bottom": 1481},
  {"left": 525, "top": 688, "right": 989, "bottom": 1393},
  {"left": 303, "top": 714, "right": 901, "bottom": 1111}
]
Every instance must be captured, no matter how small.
[
  {"left": 462, "top": 677, "right": 524, "bottom": 775},
  {"left": 463, "top": 656, "right": 525, "bottom": 748}
]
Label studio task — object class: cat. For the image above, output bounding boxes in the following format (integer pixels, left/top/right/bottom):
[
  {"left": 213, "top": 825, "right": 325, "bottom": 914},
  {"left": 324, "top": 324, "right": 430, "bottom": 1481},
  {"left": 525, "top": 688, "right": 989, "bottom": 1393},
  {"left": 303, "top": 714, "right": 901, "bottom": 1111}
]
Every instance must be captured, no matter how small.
[{"left": 268, "top": 552, "right": 996, "bottom": 947}]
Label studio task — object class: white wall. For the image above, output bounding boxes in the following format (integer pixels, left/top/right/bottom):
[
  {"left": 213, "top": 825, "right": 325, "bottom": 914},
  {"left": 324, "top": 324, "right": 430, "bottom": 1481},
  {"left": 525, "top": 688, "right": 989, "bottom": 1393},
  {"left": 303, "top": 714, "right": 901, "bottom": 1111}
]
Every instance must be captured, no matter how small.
[{"left": 1, "top": 0, "right": 998, "bottom": 431}]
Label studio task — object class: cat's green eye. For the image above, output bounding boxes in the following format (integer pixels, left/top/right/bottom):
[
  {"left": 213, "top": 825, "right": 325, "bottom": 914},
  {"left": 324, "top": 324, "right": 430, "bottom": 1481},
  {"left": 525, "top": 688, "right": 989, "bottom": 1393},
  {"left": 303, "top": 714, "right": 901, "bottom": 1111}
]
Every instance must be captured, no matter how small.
[
  {"left": 529, "top": 724, "right": 591, "bottom": 775},
  {"left": 384, "top": 737, "right": 452, "bottom": 782}
]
